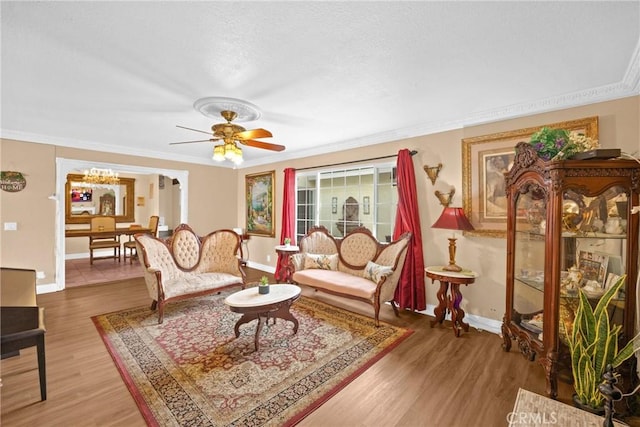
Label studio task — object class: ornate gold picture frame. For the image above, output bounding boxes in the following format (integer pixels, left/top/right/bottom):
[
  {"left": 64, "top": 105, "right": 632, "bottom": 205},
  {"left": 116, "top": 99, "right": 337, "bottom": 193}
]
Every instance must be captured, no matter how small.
[
  {"left": 246, "top": 170, "right": 276, "bottom": 237},
  {"left": 462, "top": 116, "right": 599, "bottom": 238}
]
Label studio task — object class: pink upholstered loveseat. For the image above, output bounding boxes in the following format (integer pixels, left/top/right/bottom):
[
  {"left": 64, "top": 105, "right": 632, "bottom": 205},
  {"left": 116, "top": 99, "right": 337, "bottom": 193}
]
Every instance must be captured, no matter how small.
[
  {"left": 135, "top": 224, "right": 246, "bottom": 323},
  {"left": 290, "top": 226, "right": 411, "bottom": 326}
]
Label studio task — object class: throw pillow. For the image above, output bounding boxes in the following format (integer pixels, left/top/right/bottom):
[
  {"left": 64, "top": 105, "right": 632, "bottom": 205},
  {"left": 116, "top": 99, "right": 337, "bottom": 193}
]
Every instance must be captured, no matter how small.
[
  {"left": 363, "top": 261, "right": 394, "bottom": 283},
  {"left": 304, "top": 253, "right": 339, "bottom": 270}
]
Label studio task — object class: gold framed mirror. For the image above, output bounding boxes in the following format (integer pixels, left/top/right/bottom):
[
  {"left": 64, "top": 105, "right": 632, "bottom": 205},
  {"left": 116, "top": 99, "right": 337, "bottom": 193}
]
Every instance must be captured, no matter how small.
[{"left": 65, "top": 174, "right": 135, "bottom": 224}]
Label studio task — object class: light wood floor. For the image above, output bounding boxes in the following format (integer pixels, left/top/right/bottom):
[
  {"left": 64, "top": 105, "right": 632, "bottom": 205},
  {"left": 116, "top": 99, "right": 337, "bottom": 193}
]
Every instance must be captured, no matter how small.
[{"left": 2, "top": 265, "right": 632, "bottom": 426}]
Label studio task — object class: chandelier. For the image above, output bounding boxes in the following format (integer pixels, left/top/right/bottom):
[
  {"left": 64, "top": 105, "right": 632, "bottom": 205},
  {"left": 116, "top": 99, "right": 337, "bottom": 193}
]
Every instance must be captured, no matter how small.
[
  {"left": 212, "top": 141, "right": 243, "bottom": 165},
  {"left": 83, "top": 168, "right": 120, "bottom": 186}
]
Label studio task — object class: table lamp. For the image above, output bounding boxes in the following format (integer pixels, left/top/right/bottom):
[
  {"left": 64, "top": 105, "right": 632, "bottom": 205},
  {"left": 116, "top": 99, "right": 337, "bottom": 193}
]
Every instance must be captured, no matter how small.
[{"left": 431, "top": 207, "right": 474, "bottom": 272}]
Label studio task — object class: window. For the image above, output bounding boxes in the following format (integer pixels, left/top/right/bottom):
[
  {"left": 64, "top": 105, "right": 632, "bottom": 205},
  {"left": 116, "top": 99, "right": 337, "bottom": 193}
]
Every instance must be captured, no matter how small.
[{"left": 295, "top": 163, "right": 397, "bottom": 242}]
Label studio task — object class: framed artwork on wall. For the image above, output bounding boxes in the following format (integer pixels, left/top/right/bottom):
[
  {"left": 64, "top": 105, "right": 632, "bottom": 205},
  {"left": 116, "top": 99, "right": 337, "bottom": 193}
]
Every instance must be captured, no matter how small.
[
  {"left": 462, "top": 116, "right": 598, "bottom": 238},
  {"left": 246, "top": 170, "right": 275, "bottom": 237},
  {"left": 363, "top": 196, "right": 370, "bottom": 215}
]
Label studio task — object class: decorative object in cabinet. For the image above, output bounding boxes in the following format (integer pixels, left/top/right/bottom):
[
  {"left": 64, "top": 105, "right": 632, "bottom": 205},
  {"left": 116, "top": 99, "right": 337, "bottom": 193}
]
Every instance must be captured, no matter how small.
[{"left": 501, "top": 141, "right": 639, "bottom": 400}]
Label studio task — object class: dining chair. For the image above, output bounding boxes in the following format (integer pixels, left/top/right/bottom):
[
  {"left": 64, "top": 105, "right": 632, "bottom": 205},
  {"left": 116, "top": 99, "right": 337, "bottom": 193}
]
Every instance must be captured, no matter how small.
[
  {"left": 0, "top": 267, "right": 47, "bottom": 401},
  {"left": 89, "top": 216, "right": 120, "bottom": 264},
  {"left": 124, "top": 215, "right": 159, "bottom": 263}
]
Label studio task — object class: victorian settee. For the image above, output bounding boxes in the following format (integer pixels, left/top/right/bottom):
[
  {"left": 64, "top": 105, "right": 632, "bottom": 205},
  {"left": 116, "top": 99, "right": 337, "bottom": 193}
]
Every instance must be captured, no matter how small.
[
  {"left": 135, "top": 224, "right": 246, "bottom": 323},
  {"left": 290, "top": 226, "right": 411, "bottom": 326}
]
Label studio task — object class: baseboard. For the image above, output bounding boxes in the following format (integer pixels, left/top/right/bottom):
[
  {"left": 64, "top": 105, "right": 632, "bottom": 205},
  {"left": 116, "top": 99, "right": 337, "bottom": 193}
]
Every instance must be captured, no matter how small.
[
  {"left": 66, "top": 252, "right": 91, "bottom": 260},
  {"left": 419, "top": 303, "right": 502, "bottom": 335},
  {"left": 37, "top": 282, "right": 59, "bottom": 294},
  {"left": 246, "top": 261, "right": 276, "bottom": 274}
]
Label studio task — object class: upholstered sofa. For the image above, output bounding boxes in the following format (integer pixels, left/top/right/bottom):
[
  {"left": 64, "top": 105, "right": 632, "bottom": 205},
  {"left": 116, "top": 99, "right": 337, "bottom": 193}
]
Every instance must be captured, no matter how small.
[
  {"left": 290, "top": 226, "right": 411, "bottom": 326},
  {"left": 135, "top": 224, "right": 246, "bottom": 323}
]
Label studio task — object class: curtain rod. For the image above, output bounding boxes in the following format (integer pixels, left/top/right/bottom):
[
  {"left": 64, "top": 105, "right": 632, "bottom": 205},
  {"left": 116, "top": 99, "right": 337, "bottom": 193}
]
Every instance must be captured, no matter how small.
[{"left": 296, "top": 150, "right": 417, "bottom": 172}]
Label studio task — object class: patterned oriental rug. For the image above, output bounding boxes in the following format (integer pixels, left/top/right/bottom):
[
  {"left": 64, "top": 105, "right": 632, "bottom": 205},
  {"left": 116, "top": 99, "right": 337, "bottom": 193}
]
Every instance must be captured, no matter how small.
[{"left": 92, "top": 292, "right": 412, "bottom": 426}]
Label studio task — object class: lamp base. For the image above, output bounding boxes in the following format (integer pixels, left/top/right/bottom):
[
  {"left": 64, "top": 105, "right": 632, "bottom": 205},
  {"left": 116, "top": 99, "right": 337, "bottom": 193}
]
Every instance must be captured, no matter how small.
[{"left": 442, "top": 263, "right": 463, "bottom": 272}]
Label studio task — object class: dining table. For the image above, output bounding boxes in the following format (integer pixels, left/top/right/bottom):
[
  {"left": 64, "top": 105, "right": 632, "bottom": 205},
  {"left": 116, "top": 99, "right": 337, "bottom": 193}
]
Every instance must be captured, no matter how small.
[{"left": 64, "top": 226, "right": 152, "bottom": 239}]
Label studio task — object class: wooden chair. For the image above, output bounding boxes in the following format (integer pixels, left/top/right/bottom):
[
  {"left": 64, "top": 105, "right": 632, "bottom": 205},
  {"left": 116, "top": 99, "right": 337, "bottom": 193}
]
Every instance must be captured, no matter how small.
[
  {"left": 124, "top": 216, "right": 159, "bottom": 263},
  {"left": 89, "top": 216, "right": 120, "bottom": 264},
  {"left": 0, "top": 268, "right": 47, "bottom": 401}
]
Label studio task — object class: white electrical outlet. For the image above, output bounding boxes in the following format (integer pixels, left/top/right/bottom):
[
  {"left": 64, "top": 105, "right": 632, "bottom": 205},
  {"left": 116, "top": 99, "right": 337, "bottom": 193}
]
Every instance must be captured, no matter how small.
[
  {"left": 3, "top": 222, "right": 17, "bottom": 231},
  {"left": 36, "top": 271, "right": 45, "bottom": 279},
  {"left": 266, "top": 255, "right": 271, "bottom": 262}
]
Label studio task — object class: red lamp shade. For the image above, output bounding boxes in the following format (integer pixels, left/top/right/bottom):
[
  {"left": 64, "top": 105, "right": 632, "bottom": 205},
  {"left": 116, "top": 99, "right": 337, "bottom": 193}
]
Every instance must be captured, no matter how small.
[
  {"left": 431, "top": 207, "right": 474, "bottom": 272},
  {"left": 432, "top": 207, "right": 475, "bottom": 231}
]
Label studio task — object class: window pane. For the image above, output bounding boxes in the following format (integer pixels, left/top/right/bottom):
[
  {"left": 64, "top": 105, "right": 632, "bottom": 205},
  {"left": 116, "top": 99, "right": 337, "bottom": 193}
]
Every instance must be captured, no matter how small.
[{"left": 296, "top": 165, "right": 396, "bottom": 241}]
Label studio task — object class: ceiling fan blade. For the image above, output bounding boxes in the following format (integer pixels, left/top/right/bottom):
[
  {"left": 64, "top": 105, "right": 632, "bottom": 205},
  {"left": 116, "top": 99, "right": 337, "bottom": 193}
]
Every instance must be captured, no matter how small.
[
  {"left": 235, "top": 128, "right": 273, "bottom": 140},
  {"left": 176, "top": 125, "right": 212, "bottom": 135},
  {"left": 240, "top": 139, "right": 286, "bottom": 152},
  {"left": 169, "top": 139, "right": 216, "bottom": 145}
]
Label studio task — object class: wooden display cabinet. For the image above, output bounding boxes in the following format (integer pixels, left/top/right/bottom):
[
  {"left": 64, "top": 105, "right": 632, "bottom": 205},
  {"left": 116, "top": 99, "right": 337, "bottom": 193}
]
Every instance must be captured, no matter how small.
[{"left": 501, "top": 142, "right": 640, "bottom": 398}]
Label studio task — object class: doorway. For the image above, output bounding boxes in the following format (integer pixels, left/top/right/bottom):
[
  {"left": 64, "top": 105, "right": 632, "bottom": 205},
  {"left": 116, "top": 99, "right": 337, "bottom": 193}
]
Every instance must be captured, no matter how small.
[{"left": 54, "top": 158, "right": 189, "bottom": 292}]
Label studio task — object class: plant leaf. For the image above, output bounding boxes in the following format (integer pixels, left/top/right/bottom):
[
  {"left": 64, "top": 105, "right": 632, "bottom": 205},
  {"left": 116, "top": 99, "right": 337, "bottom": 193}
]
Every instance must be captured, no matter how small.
[
  {"left": 613, "top": 332, "right": 640, "bottom": 367},
  {"left": 594, "top": 275, "right": 626, "bottom": 319},
  {"left": 579, "top": 289, "right": 596, "bottom": 343}
]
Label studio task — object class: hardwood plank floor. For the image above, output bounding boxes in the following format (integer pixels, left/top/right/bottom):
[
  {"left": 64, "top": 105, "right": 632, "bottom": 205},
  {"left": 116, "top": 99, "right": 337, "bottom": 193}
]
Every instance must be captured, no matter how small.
[{"left": 1, "top": 265, "right": 634, "bottom": 426}]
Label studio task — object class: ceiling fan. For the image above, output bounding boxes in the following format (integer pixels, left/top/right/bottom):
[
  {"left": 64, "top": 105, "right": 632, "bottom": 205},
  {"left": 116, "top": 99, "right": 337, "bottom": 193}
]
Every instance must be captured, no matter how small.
[{"left": 171, "top": 110, "right": 285, "bottom": 163}]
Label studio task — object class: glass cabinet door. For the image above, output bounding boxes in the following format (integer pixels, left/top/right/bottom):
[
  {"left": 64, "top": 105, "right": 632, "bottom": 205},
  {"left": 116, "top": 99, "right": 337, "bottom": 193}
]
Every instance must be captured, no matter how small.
[
  {"left": 560, "top": 185, "right": 628, "bottom": 338},
  {"left": 512, "top": 185, "right": 546, "bottom": 342}
]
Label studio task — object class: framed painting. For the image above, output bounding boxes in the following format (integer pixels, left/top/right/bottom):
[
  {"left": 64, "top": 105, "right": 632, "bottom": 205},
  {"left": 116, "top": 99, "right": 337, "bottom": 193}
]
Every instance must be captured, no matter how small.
[
  {"left": 246, "top": 170, "right": 276, "bottom": 237},
  {"left": 363, "top": 196, "right": 370, "bottom": 215},
  {"left": 462, "top": 116, "right": 599, "bottom": 238}
]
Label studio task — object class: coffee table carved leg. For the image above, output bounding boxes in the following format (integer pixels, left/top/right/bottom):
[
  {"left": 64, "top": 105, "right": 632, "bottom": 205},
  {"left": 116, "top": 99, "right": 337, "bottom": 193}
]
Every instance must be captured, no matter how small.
[
  {"left": 234, "top": 312, "right": 259, "bottom": 338},
  {"left": 273, "top": 302, "right": 299, "bottom": 334},
  {"left": 430, "top": 281, "right": 449, "bottom": 328},
  {"left": 254, "top": 315, "right": 266, "bottom": 351}
]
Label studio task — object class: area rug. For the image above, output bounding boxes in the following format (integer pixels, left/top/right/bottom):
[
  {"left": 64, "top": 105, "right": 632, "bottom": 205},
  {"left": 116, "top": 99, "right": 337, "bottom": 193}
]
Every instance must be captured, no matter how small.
[{"left": 92, "top": 292, "right": 412, "bottom": 426}]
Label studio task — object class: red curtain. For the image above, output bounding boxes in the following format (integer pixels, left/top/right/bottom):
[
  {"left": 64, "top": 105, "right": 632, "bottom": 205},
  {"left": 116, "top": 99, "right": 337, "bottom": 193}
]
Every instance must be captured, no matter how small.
[
  {"left": 274, "top": 168, "right": 296, "bottom": 282},
  {"left": 392, "top": 149, "right": 426, "bottom": 311}
]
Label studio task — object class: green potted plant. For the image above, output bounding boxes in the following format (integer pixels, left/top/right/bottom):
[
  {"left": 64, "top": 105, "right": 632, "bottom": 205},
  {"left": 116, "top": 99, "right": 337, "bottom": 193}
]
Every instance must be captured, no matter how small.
[
  {"left": 258, "top": 275, "right": 270, "bottom": 294},
  {"left": 529, "top": 127, "right": 599, "bottom": 161},
  {"left": 284, "top": 237, "right": 291, "bottom": 247},
  {"left": 565, "top": 274, "right": 639, "bottom": 412}
]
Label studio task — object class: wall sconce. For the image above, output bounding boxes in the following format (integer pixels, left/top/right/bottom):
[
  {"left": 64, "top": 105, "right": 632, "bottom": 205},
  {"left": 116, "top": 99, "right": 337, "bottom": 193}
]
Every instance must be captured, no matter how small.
[
  {"left": 435, "top": 188, "right": 455, "bottom": 207},
  {"left": 423, "top": 163, "right": 442, "bottom": 185}
]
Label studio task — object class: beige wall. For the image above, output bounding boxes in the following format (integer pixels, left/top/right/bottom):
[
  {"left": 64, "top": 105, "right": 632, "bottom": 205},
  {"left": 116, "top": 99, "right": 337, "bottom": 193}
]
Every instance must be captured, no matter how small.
[
  {"left": 236, "top": 96, "right": 640, "bottom": 321},
  {"left": 1, "top": 96, "right": 637, "bottom": 321},
  {"left": 0, "top": 140, "right": 57, "bottom": 281}
]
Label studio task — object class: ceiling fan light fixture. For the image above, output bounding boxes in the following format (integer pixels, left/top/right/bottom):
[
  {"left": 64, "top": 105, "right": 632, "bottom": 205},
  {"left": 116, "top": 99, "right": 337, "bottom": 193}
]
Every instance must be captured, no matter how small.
[
  {"left": 232, "top": 146, "right": 243, "bottom": 165},
  {"left": 224, "top": 142, "right": 237, "bottom": 160},
  {"left": 212, "top": 145, "right": 225, "bottom": 162}
]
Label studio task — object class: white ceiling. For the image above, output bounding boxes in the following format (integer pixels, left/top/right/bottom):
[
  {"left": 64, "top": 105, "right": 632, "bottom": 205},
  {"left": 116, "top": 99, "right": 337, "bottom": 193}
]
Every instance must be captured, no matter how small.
[{"left": 2, "top": 1, "right": 639, "bottom": 169}]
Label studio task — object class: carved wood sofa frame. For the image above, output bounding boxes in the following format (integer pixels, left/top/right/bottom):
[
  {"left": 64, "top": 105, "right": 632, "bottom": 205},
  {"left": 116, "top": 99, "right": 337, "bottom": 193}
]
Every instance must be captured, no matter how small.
[
  {"left": 135, "top": 224, "right": 246, "bottom": 323},
  {"left": 290, "top": 225, "right": 411, "bottom": 326}
]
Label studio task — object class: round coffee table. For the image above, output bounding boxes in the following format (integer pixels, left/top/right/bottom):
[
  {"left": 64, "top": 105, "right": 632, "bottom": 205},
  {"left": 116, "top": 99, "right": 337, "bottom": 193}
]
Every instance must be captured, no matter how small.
[{"left": 224, "top": 284, "right": 301, "bottom": 351}]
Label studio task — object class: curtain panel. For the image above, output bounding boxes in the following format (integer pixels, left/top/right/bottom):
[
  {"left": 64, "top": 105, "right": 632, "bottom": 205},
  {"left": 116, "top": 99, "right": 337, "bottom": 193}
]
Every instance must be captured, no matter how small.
[{"left": 392, "top": 149, "right": 426, "bottom": 311}]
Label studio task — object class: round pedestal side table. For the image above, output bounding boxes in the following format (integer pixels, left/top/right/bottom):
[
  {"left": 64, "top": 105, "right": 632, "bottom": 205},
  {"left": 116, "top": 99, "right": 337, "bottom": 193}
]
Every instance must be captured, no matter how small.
[
  {"left": 274, "top": 245, "right": 300, "bottom": 283},
  {"left": 425, "top": 266, "right": 478, "bottom": 337}
]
